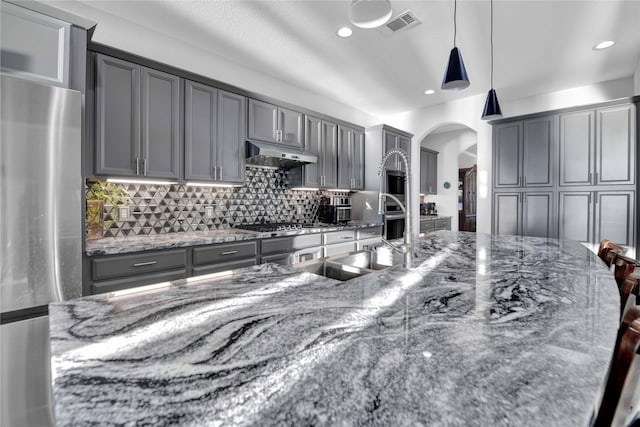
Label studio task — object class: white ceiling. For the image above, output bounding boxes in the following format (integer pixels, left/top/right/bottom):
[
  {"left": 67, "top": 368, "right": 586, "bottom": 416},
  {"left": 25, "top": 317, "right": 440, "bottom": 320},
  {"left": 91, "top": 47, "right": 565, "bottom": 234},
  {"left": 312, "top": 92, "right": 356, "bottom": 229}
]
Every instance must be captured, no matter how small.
[{"left": 52, "top": 0, "right": 640, "bottom": 119}]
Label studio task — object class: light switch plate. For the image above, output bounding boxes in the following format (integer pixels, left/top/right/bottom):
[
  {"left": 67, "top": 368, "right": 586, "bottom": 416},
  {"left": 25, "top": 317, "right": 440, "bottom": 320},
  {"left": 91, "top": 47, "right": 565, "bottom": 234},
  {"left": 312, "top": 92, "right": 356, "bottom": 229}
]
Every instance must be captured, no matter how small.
[
  {"left": 205, "top": 206, "right": 214, "bottom": 218},
  {"left": 118, "top": 206, "right": 130, "bottom": 220}
]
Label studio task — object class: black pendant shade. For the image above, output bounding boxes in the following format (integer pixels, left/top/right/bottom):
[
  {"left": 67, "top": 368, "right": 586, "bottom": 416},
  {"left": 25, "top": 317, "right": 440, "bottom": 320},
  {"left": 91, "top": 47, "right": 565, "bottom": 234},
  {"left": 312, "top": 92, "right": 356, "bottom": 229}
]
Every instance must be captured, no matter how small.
[
  {"left": 441, "top": 47, "right": 470, "bottom": 90},
  {"left": 481, "top": 88, "right": 502, "bottom": 120}
]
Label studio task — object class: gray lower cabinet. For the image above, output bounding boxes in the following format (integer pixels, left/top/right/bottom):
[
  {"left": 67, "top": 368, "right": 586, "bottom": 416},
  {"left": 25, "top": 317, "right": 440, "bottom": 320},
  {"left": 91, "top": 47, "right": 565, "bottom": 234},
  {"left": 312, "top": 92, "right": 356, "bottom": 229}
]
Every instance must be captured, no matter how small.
[
  {"left": 95, "top": 54, "right": 181, "bottom": 179},
  {"left": 0, "top": 2, "right": 71, "bottom": 87},
  {"left": 559, "top": 111, "right": 594, "bottom": 186},
  {"left": 559, "top": 190, "right": 636, "bottom": 250},
  {"left": 420, "top": 148, "right": 438, "bottom": 194},
  {"left": 337, "top": 125, "right": 364, "bottom": 190},
  {"left": 493, "top": 191, "right": 555, "bottom": 238},
  {"left": 184, "top": 80, "right": 246, "bottom": 183},
  {"left": 260, "top": 233, "right": 323, "bottom": 265},
  {"left": 86, "top": 248, "right": 188, "bottom": 294},
  {"left": 419, "top": 217, "right": 451, "bottom": 234},
  {"left": 192, "top": 241, "right": 257, "bottom": 275},
  {"left": 248, "top": 98, "right": 303, "bottom": 148},
  {"left": 297, "top": 115, "right": 337, "bottom": 188}
]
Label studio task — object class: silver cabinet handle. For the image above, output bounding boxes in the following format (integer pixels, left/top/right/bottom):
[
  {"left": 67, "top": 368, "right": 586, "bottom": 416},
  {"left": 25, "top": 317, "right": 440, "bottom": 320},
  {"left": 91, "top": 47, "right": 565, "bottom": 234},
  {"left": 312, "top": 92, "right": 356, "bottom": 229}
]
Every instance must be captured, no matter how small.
[
  {"left": 143, "top": 158, "right": 148, "bottom": 176},
  {"left": 213, "top": 166, "right": 217, "bottom": 180},
  {"left": 221, "top": 250, "right": 238, "bottom": 255},
  {"left": 219, "top": 166, "right": 223, "bottom": 180},
  {"left": 341, "top": 236, "right": 352, "bottom": 240},
  {"left": 523, "top": 176, "right": 526, "bottom": 186},
  {"left": 133, "top": 261, "right": 157, "bottom": 267},
  {"left": 136, "top": 157, "right": 140, "bottom": 175},
  {"left": 588, "top": 172, "right": 592, "bottom": 184},
  {"left": 594, "top": 172, "right": 598, "bottom": 184}
]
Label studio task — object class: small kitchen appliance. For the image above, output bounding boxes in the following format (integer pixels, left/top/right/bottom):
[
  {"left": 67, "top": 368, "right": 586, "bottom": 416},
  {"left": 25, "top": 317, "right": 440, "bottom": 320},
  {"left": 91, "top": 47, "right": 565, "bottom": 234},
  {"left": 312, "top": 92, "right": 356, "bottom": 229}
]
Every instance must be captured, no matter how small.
[{"left": 317, "top": 196, "right": 352, "bottom": 224}]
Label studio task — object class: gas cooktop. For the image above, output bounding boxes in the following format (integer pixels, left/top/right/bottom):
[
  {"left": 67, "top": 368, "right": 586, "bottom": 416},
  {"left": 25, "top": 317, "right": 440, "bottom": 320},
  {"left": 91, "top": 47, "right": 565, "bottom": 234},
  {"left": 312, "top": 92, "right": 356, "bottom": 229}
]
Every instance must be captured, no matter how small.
[{"left": 235, "top": 223, "right": 318, "bottom": 233}]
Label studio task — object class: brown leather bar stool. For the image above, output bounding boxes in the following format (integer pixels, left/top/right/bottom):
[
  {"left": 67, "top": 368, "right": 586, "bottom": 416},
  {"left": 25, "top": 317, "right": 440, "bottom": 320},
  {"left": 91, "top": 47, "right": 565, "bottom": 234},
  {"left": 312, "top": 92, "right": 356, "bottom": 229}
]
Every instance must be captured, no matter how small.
[
  {"left": 613, "top": 253, "right": 638, "bottom": 287},
  {"left": 593, "top": 306, "right": 640, "bottom": 427},
  {"left": 599, "top": 240, "right": 625, "bottom": 268}
]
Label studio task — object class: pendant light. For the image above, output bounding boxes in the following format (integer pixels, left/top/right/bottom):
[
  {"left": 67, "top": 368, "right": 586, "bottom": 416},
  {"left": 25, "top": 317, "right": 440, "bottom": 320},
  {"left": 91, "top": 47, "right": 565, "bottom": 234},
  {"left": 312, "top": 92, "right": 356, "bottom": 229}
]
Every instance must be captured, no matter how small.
[
  {"left": 481, "top": 0, "right": 502, "bottom": 120},
  {"left": 349, "top": 0, "right": 393, "bottom": 29},
  {"left": 441, "top": 0, "right": 470, "bottom": 90}
]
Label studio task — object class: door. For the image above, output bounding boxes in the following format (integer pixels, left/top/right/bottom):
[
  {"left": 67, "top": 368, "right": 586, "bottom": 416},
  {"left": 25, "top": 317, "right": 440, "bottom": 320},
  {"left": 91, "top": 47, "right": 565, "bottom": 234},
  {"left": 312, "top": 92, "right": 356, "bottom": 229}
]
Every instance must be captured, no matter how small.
[
  {"left": 248, "top": 98, "right": 277, "bottom": 143},
  {"left": 523, "top": 192, "right": 554, "bottom": 238},
  {"left": 493, "top": 192, "right": 521, "bottom": 236},
  {"left": 594, "top": 191, "right": 635, "bottom": 248},
  {"left": 596, "top": 105, "right": 635, "bottom": 185},
  {"left": 337, "top": 126, "right": 351, "bottom": 189},
  {"left": 352, "top": 130, "right": 365, "bottom": 190},
  {"left": 184, "top": 80, "right": 216, "bottom": 181},
  {"left": 304, "top": 115, "right": 322, "bottom": 187},
  {"left": 140, "top": 67, "right": 181, "bottom": 179},
  {"left": 217, "top": 90, "right": 246, "bottom": 183},
  {"left": 523, "top": 116, "right": 555, "bottom": 187},
  {"left": 493, "top": 122, "right": 522, "bottom": 187},
  {"left": 559, "top": 110, "right": 594, "bottom": 186},
  {"left": 558, "top": 191, "right": 592, "bottom": 244},
  {"left": 279, "top": 106, "right": 303, "bottom": 148},
  {"left": 322, "top": 120, "right": 338, "bottom": 188},
  {"left": 95, "top": 54, "right": 140, "bottom": 176}
]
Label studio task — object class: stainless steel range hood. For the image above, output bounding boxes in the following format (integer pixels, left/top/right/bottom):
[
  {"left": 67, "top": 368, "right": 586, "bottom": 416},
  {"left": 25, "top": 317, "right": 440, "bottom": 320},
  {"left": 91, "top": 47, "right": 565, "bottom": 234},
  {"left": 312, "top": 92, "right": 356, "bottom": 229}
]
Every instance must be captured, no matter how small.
[{"left": 245, "top": 140, "right": 317, "bottom": 169}]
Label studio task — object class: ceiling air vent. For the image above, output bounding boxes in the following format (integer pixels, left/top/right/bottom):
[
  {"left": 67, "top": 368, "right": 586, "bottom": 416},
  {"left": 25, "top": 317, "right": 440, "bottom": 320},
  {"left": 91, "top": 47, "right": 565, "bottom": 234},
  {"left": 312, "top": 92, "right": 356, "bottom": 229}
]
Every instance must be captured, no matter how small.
[{"left": 380, "top": 11, "right": 421, "bottom": 35}]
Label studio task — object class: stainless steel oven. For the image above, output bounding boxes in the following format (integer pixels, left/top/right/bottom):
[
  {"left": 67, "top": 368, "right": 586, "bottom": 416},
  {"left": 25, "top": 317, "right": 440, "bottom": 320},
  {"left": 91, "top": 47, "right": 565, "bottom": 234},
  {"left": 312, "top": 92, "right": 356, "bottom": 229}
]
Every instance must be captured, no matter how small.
[{"left": 385, "top": 171, "right": 406, "bottom": 240}]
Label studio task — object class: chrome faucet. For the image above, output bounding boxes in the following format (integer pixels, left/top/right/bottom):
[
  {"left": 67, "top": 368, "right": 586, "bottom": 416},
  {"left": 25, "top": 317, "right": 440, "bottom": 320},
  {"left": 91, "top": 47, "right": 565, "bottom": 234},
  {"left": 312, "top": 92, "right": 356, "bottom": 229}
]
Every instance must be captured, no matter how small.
[{"left": 378, "top": 148, "right": 413, "bottom": 268}]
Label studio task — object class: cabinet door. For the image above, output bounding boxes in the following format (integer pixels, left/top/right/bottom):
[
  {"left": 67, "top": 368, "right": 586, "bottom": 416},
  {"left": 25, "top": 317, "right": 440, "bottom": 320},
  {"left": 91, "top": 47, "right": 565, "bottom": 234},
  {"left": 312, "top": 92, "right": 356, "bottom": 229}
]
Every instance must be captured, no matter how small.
[
  {"left": 217, "top": 90, "right": 246, "bottom": 183},
  {"left": 140, "top": 67, "right": 181, "bottom": 179},
  {"left": 279, "top": 107, "right": 304, "bottom": 148},
  {"left": 493, "top": 193, "right": 521, "bottom": 236},
  {"left": 558, "top": 191, "right": 592, "bottom": 244},
  {"left": 596, "top": 105, "right": 635, "bottom": 185},
  {"left": 337, "top": 126, "right": 351, "bottom": 189},
  {"left": 184, "top": 80, "right": 216, "bottom": 181},
  {"left": 248, "top": 98, "right": 277, "bottom": 143},
  {"left": 95, "top": 54, "right": 140, "bottom": 176},
  {"left": 322, "top": 120, "right": 338, "bottom": 188},
  {"left": 493, "top": 122, "right": 522, "bottom": 187},
  {"left": 426, "top": 151, "right": 438, "bottom": 194},
  {"left": 383, "top": 130, "right": 398, "bottom": 171},
  {"left": 397, "top": 135, "right": 411, "bottom": 173},
  {"left": 522, "top": 192, "right": 554, "bottom": 238},
  {"left": 559, "top": 110, "right": 594, "bottom": 186},
  {"left": 303, "top": 115, "right": 322, "bottom": 187},
  {"left": 594, "top": 191, "right": 635, "bottom": 248},
  {"left": 420, "top": 149, "right": 429, "bottom": 194},
  {"left": 352, "top": 130, "right": 365, "bottom": 190},
  {"left": 523, "top": 116, "right": 554, "bottom": 187}
]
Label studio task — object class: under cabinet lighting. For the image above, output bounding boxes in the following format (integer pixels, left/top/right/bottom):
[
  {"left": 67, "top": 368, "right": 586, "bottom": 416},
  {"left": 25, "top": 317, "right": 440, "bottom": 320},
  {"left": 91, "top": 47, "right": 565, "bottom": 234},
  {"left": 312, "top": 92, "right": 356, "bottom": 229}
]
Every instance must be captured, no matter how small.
[
  {"left": 290, "top": 187, "right": 319, "bottom": 191},
  {"left": 107, "top": 281, "right": 172, "bottom": 299},
  {"left": 186, "top": 182, "right": 237, "bottom": 188},
  {"left": 107, "top": 178, "right": 178, "bottom": 186},
  {"left": 326, "top": 188, "right": 350, "bottom": 192},
  {"left": 186, "top": 270, "right": 233, "bottom": 284}
]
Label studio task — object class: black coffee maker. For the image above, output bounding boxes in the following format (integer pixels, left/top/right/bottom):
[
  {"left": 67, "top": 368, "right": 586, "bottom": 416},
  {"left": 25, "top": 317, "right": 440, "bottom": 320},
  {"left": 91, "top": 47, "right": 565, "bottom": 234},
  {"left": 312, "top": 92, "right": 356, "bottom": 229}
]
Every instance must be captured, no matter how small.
[{"left": 420, "top": 202, "right": 437, "bottom": 215}]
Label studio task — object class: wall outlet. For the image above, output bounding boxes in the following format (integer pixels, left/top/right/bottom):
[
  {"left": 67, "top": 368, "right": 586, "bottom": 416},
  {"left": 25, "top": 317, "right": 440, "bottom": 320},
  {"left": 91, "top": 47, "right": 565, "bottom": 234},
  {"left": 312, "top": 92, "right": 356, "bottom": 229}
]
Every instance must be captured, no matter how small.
[
  {"left": 118, "top": 206, "right": 130, "bottom": 220},
  {"left": 205, "top": 206, "right": 214, "bottom": 218}
]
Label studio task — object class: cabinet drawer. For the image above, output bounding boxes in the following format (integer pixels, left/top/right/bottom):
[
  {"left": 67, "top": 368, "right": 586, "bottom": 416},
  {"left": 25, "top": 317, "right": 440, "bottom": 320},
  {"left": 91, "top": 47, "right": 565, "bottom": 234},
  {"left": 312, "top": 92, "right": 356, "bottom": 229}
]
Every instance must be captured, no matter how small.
[
  {"left": 356, "top": 227, "right": 383, "bottom": 241},
  {"left": 357, "top": 237, "right": 382, "bottom": 250},
  {"left": 90, "top": 269, "right": 187, "bottom": 295},
  {"left": 193, "top": 242, "right": 257, "bottom": 265},
  {"left": 192, "top": 258, "right": 257, "bottom": 276},
  {"left": 261, "top": 234, "right": 322, "bottom": 255},
  {"left": 325, "top": 242, "right": 357, "bottom": 257},
  {"left": 91, "top": 249, "right": 187, "bottom": 281},
  {"left": 323, "top": 230, "right": 356, "bottom": 245}
]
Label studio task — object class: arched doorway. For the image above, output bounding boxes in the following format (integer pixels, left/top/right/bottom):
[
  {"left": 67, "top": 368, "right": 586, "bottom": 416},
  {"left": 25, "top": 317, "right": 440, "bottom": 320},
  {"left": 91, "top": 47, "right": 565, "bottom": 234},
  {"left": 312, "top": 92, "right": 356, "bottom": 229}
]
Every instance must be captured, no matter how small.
[{"left": 419, "top": 123, "right": 477, "bottom": 232}]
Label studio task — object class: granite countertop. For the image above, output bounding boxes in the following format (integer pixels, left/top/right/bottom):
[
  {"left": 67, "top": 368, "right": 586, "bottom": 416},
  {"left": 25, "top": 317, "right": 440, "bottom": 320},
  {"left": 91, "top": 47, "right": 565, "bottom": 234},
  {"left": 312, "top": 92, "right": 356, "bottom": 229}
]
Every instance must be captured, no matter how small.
[
  {"left": 51, "top": 232, "right": 619, "bottom": 426},
  {"left": 85, "top": 221, "right": 383, "bottom": 256}
]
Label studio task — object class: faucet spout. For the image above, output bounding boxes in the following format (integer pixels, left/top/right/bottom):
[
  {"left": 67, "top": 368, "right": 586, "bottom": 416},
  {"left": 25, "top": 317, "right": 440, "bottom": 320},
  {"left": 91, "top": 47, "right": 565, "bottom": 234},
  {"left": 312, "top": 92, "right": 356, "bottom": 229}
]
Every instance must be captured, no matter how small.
[{"left": 377, "top": 147, "right": 413, "bottom": 268}]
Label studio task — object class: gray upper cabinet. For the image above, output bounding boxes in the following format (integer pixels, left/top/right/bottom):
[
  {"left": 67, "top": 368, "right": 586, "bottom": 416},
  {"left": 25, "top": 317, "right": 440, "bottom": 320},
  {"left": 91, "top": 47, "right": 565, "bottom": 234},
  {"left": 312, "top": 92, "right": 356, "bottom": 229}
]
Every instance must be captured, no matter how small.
[
  {"left": 185, "top": 81, "right": 246, "bottom": 184},
  {"left": 559, "top": 110, "right": 595, "bottom": 186},
  {"left": 559, "top": 104, "right": 635, "bottom": 186},
  {"left": 299, "top": 115, "right": 337, "bottom": 188},
  {"left": 337, "top": 125, "right": 364, "bottom": 190},
  {"left": 95, "top": 54, "right": 181, "bottom": 179},
  {"left": 494, "top": 117, "right": 555, "bottom": 188},
  {"left": 596, "top": 105, "right": 635, "bottom": 185},
  {"left": 420, "top": 148, "right": 438, "bottom": 194},
  {"left": 383, "top": 129, "right": 411, "bottom": 172},
  {"left": 248, "top": 99, "right": 303, "bottom": 148},
  {"left": 0, "top": 2, "right": 71, "bottom": 87}
]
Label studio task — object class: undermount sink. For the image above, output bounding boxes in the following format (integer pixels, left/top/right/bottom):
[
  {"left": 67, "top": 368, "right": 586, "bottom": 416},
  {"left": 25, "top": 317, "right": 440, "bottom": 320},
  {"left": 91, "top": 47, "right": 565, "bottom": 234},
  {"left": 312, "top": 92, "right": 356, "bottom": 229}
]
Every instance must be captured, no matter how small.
[{"left": 293, "top": 247, "right": 405, "bottom": 281}]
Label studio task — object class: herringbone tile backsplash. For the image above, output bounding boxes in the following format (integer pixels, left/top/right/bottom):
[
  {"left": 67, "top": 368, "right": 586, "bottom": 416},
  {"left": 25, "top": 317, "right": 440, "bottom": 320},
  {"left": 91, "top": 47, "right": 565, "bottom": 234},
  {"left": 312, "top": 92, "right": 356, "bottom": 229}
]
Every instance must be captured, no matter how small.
[{"left": 96, "top": 168, "right": 324, "bottom": 238}]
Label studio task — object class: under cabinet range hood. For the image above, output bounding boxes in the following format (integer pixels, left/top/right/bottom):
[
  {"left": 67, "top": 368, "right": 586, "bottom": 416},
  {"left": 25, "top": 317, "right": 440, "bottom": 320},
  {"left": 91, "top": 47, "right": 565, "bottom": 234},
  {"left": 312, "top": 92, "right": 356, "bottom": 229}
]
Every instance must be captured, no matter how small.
[{"left": 245, "top": 140, "right": 317, "bottom": 169}]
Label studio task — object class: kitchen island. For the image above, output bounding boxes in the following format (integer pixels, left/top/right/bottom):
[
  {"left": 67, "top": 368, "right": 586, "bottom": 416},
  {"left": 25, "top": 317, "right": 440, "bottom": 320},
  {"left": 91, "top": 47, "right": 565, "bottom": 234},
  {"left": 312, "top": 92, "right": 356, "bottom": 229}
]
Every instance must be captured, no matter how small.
[{"left": 50, "top": 232, "right": 620, "bottom": 426}]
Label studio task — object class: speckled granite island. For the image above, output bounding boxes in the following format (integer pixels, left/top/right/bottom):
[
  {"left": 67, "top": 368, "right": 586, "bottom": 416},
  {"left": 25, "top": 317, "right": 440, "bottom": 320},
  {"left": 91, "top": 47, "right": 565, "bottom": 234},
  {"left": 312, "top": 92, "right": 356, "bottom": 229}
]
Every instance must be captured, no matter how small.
[{"left": 51, "top": 232, "right": 620, "bottom": 426}]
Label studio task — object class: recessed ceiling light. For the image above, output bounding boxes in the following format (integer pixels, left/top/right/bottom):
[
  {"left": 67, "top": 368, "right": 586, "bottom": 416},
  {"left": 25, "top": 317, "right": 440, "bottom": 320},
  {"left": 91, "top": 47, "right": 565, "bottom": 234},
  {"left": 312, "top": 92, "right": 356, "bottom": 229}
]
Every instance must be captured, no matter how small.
[
  {"left": 424, "top": 89, "right": 435, "bottom": 95},
  {"left": 337, "top": 27, "right": 353, "bottom": 38},
  {"left": 593, "top": 40, "right": 615, "bottom": 50}
]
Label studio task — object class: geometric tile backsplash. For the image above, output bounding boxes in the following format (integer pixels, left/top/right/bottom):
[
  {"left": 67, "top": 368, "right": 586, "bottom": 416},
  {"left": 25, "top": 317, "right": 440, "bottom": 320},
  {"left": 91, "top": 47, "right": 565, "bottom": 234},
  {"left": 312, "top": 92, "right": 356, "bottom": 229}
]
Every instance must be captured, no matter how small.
[{"left": 96, "top": 167, "right": 324, "bottom": 238}]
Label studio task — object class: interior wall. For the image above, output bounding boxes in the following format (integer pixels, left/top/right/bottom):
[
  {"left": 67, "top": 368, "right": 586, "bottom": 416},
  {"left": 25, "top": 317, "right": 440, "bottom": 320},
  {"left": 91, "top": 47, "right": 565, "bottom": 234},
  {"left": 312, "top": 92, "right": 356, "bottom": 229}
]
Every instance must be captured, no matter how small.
[
  {"left": 421, "top": 130, "right": 477, "bottom": 232},
  {"left": 382, "top": 76, "right": 635, "bottom": 236},
  {"left": 458, "top": 152, "right": 477, "bottom": 169},
  {"left": 635, "top": 57, "right": 640, "bottom": 95}
]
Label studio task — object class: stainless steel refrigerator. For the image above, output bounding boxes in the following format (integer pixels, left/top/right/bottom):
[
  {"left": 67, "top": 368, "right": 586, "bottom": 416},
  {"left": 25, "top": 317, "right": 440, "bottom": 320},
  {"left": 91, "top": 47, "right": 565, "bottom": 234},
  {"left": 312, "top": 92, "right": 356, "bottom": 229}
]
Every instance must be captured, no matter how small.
[{"left": 0, "top": 75, "right": 82, "bottom": 426}]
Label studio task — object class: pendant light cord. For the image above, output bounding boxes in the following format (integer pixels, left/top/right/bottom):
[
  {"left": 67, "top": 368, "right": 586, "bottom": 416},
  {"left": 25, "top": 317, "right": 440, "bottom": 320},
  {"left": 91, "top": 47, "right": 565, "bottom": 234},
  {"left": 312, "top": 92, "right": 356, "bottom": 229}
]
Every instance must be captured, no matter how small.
[
  {"left": 453, "top": 0, "right": 457, "bottom": 46},
  {"left": 490, "top": 0, "right": 494, "bottom": 88}
]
